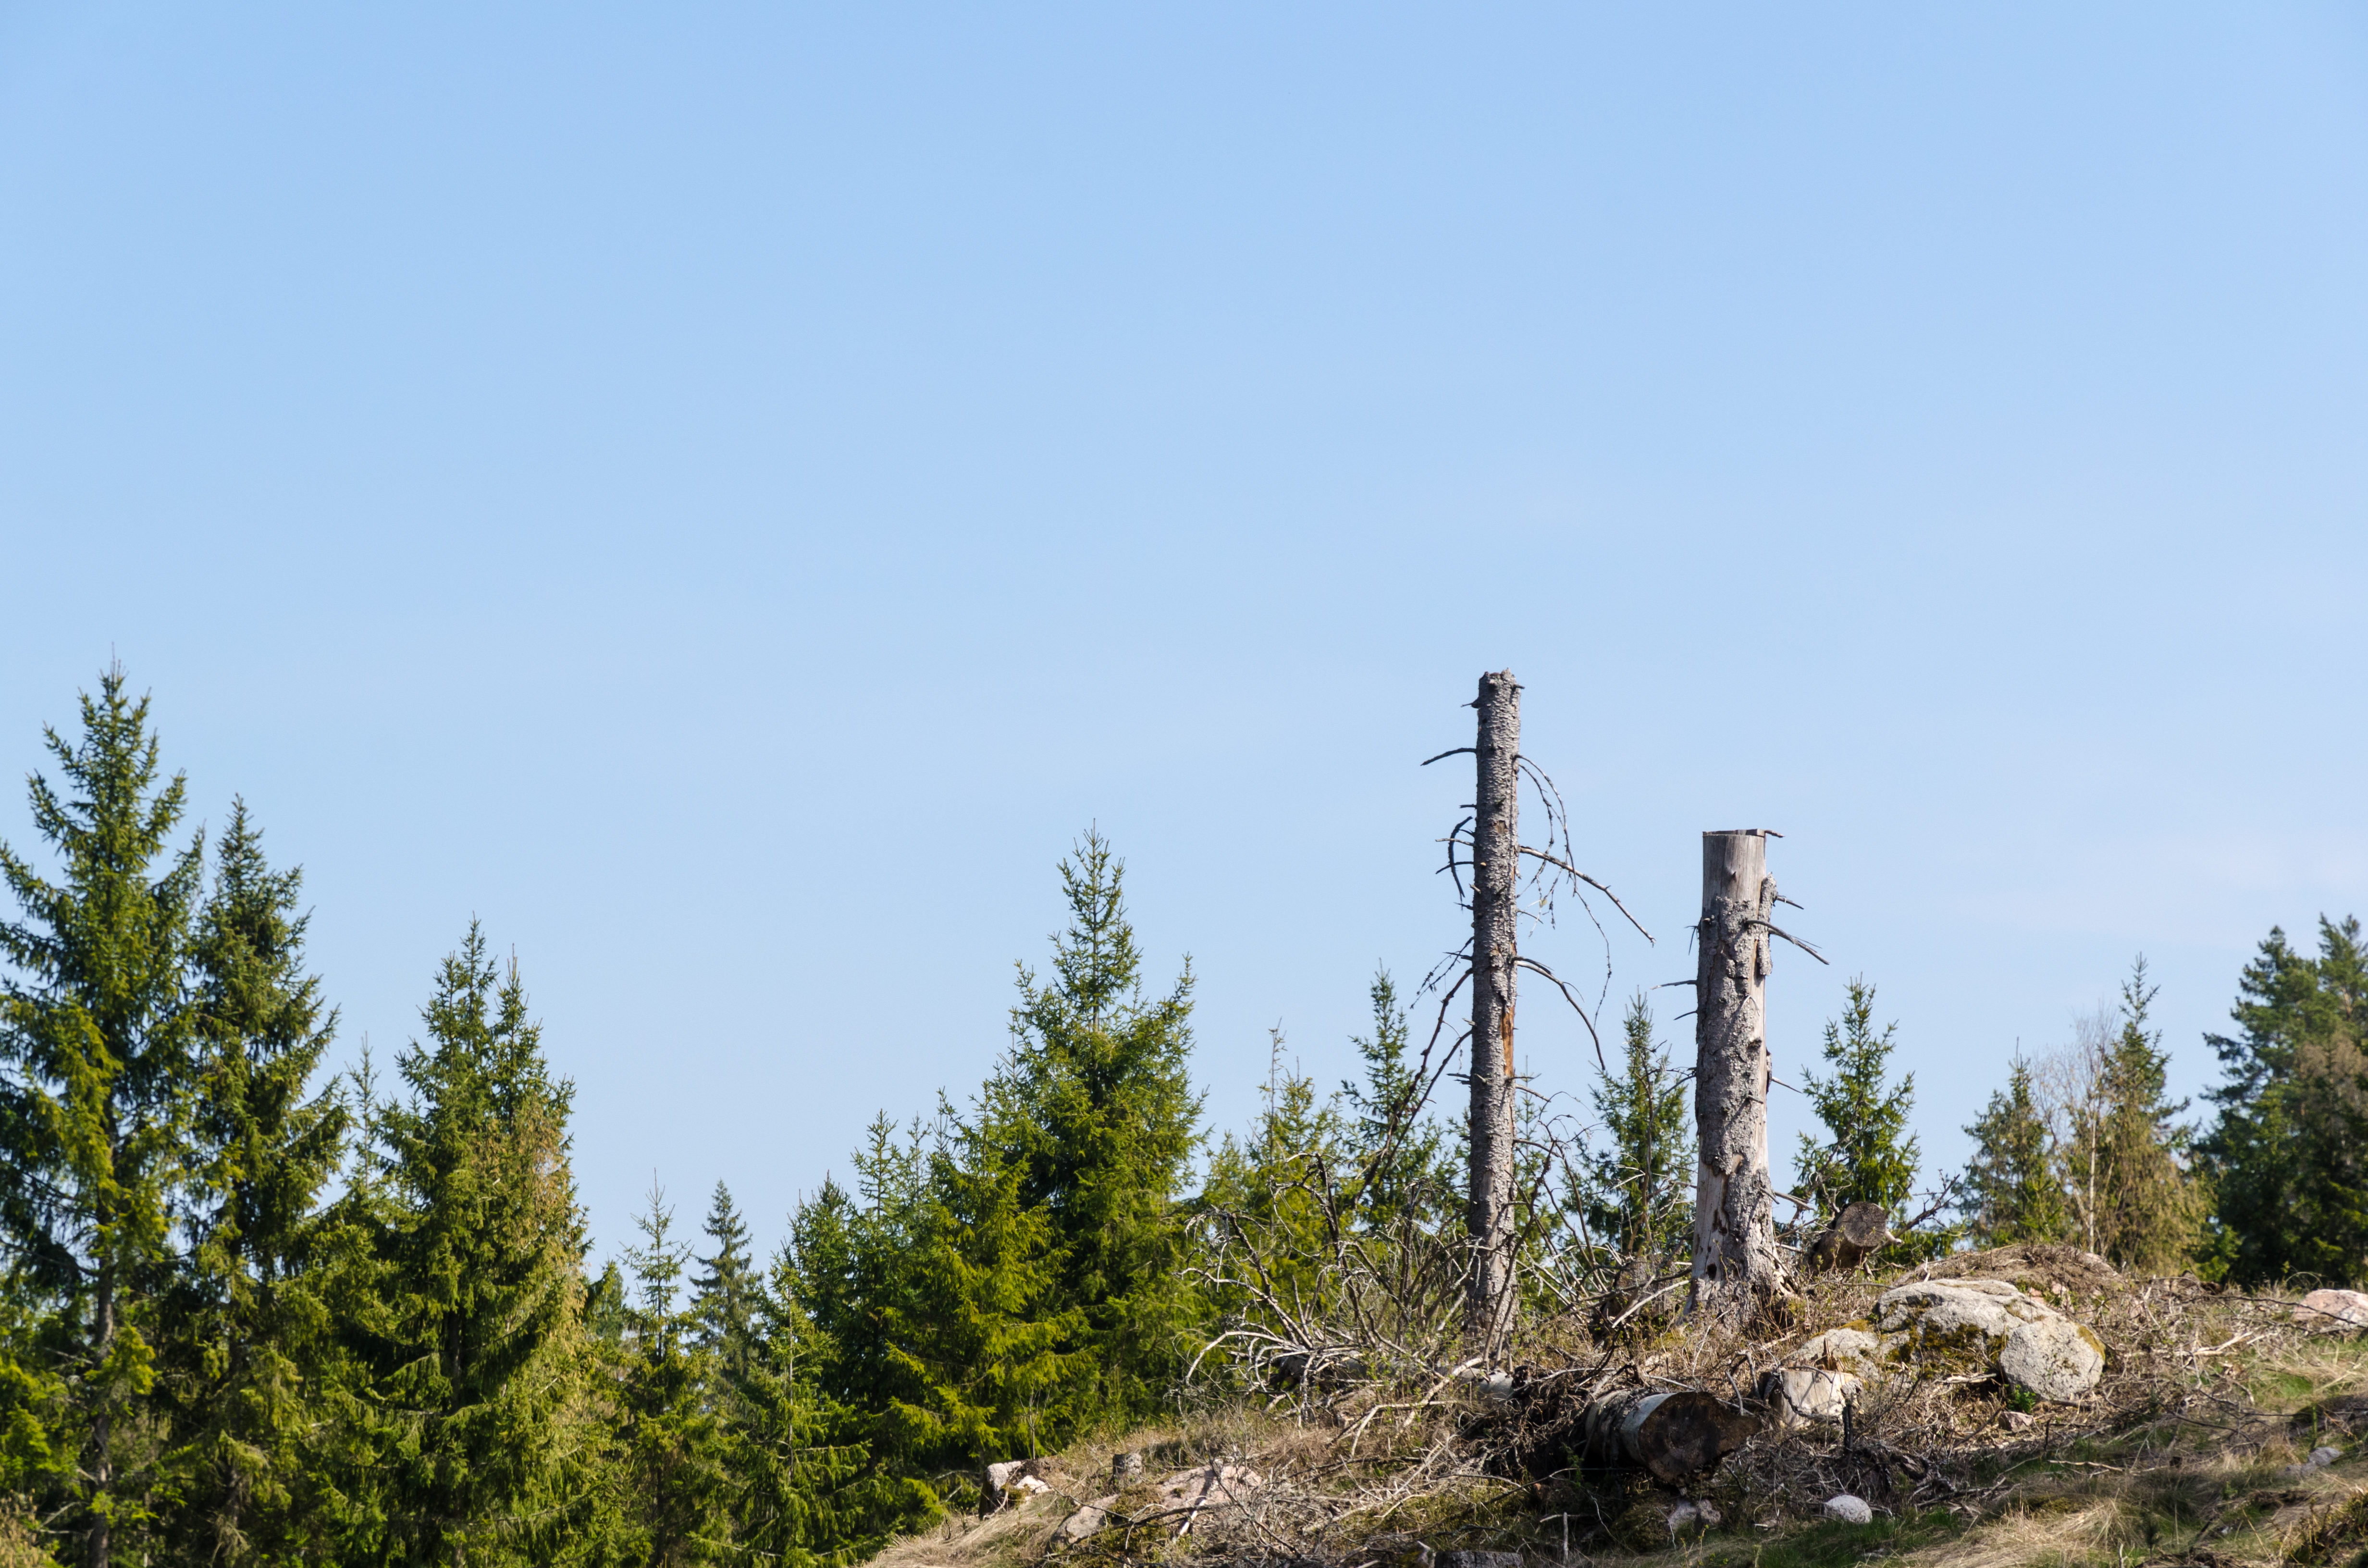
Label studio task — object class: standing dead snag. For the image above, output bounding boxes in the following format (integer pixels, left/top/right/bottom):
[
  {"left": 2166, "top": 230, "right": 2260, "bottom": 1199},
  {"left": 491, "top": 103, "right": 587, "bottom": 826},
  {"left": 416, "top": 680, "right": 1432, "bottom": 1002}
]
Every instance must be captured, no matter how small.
[
  {"left": 1691, "top": 830, "right": 1793, "bottom": 1318},
  {"left": 1467, "top": 670, "right": 1521, "bottom": 1354},
  {"left": 1417, "top": 672, "right": 1651, "bottom": 1360}
]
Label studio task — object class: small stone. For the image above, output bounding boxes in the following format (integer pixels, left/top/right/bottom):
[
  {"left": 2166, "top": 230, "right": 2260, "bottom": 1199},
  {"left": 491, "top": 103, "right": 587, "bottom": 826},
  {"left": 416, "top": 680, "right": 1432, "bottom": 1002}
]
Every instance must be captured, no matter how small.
[
  {"left": 1694, "top": 1500, "right": 1723, "bottom": 1528},
  {"left": 1824, "top": 1494, "right": 1874, "bottom": 1525},
  {"left": 1999, "top": 1409, "right": 2035, "bottom": 1431},
  {"left": 2312, "top": 1446, "right": 2343, "bottom": 1468},
  {"left": 1059, "top": 1499, "right": 1115, "bottom": 1539},
  {"left": 1437, "top": 1553, "right": 1522, "bottom": 1568},
  {"left": 1012, "top": 1476, "right": 1048, "bottom": 1496}
]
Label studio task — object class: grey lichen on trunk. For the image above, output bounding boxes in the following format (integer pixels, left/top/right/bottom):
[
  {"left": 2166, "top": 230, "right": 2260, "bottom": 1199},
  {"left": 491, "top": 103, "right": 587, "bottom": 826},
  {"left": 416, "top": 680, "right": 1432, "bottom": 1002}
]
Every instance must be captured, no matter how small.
[
  {"left": 1690, "top": 830, "right": 1794, "bottom": 1320},
  {"left": 1467, "top": 670, "right": 1520, "bottom": 1356}
]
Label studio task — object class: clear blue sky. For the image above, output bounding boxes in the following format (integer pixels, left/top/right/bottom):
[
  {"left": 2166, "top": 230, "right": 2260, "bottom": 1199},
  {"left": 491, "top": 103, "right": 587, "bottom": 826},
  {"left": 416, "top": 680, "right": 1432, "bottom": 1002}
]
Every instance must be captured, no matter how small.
[{"left": 3, "top": 4, "right": 2363, "bottom": 1262}]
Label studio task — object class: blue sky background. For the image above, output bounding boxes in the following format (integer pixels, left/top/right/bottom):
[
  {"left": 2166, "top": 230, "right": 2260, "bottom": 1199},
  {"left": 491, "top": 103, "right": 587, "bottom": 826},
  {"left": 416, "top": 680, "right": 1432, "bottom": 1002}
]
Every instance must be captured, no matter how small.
[{"left": 3, "top": 4, "right": 2364, "bottom": 1262}]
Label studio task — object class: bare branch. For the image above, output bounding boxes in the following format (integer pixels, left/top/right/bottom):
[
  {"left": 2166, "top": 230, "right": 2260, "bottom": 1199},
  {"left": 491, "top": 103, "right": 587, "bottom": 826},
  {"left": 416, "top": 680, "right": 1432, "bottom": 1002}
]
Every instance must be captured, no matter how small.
[
  {"left": 1513, "top": 955, "right": 1605, "bottom": 1071},
  {"left": 1515, "top": 845, "right": 1653, "bottom": 943}
]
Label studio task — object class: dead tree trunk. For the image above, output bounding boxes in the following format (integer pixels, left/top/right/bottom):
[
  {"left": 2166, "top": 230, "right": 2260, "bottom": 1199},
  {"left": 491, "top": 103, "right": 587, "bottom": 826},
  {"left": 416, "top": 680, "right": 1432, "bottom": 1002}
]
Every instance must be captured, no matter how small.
[
  {"left": 1579, "top": 1387, "right": 1762, "bottom": 1482},
  {"left": 1467, "top": 670, "right": 1520, "bottom": 1355},
  {"left": 1690, "top": 830, "right": 1790, "bottom": 1318}
]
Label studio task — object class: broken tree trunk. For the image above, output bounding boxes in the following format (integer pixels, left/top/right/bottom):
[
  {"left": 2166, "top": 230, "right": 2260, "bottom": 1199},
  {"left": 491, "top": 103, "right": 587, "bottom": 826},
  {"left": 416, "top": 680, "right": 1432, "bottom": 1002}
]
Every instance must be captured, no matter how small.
[
  {"left": 1467, "top": 670, "right": 1520, "bottom": 1356},
  {"left": 1581, "top": 1387, "right": 1762, "bottom": 1482},
  {"left": 1691, "top": 830, "right": 1791, "bottom": 1318},
  {"left": 1805, "top": 1200, "right": 1893, "bottom": 1273}
]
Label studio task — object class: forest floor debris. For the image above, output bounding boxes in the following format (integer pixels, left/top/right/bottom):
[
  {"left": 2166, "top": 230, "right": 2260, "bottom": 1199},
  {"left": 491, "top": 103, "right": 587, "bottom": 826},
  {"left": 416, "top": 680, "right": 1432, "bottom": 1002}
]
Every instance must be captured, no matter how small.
[{"left": 872, "top": 1253, "right": 2368, "bottom": 1568}]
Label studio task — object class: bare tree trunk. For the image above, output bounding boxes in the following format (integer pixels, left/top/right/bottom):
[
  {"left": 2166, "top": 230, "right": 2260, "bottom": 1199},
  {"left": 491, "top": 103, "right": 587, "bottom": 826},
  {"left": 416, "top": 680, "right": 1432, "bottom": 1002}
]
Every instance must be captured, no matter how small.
[
  {"left": 1467, "top": 670, "right": 1520, "bottom": 1355},
  {"left": 1690, "top": 830, "right": 1790, "bottom": 1318},
  {"left": 90, "top": 1262, "right": 111, "bottom": 1568}
]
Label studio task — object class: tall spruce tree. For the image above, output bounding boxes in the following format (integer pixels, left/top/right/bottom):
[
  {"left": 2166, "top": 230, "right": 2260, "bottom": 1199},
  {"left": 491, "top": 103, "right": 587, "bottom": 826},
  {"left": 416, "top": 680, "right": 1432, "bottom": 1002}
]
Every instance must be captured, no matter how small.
[
  {"left": 1959, "top": 1055, "right": 2069, "bottom": 1247},
  {"left": 153, "top": 803, "right": 352, "bottom": 1567},
  {"left": 1792, "top": 980, "right": 1926, "bottom": 1240},
  {"left": 0, "top": 668, "right": 206, "bottom": 1568},
  {"left": 968, "top": 832, "right": 1201, "bottom": 1427},
  {"left": 348, "top": 927, "right": 585, "bottom": 1566},
  {"left": 1572, "top": 994, "right": 1692, "bottom": 1262},
  {"left": 2198, "top": 919, "right": 2368, "bottom": 1286},
  {"left": 2065, "top": 959, "right": 2202, "bottom": 1275},
  {"left": 688, "top": 1183, "right": 757, "bottom": 1392}
]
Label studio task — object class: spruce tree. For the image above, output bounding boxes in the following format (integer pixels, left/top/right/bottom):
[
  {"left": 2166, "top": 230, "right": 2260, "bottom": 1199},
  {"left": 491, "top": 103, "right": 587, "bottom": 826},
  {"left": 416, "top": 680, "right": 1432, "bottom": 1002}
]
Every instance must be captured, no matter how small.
[
  {"left": 2199, "top": 918, "right": 2368, "bottom": 1286},
  {"left": 967, "top": 832, "right": 1201, "bottom": 1427},
  {"left": 347, "top": 927, "right": 585, "bottom": 1566},
  {"left": 1338, "top": 969, "right": 1453, "bottom": 1230},
  {"left": 0, "top": 668, "right": 206, "bottom": 1568},
  {"left": 153, "top": 803, "right": 352, "bottom": 1567},
  {"left": 688, "top": 1183, "right": 757, "bottom": 1392},
  {"left": 1793, "top": 980, "right": 1931, "bottom": 1249},
  {"left": 1959, "top": 1055, "right": 2068, "bottom": 1247},
  {"left": 1202, "top": 1031, "right": 1347, "bottom": 1317},
  {"left": 595, "top": 1184, "right": 723, "bottom": 1568},
  {"left": 1572, "top": 994, "right": 1691, "bottom": 1262},
  {"left": 726, "top": 1247, "right": 929, "bottom": 1568},
  {"left": 2066, "top": 959, "right": 2202, "bottom": 1275},
  {"left": 789, "top": 1116, "right": 1076, "bottom": 1493}
]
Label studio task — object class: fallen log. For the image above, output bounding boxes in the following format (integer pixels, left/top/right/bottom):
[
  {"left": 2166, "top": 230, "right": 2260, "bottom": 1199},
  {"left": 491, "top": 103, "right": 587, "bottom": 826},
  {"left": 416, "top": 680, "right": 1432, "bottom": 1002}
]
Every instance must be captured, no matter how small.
[{"left": 1579, "top": 1387, "right": 1762, "bottom": 1482}]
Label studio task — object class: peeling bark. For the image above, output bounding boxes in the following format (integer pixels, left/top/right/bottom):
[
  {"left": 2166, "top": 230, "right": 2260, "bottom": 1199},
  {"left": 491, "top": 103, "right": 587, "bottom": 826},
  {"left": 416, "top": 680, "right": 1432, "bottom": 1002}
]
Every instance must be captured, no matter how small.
[
  {"left": 1467, "top": 670, "right": 1520, "bottom": 1354},
  {"left": 1690, "top": 830, "right": 1792, "bottom": 1318}
]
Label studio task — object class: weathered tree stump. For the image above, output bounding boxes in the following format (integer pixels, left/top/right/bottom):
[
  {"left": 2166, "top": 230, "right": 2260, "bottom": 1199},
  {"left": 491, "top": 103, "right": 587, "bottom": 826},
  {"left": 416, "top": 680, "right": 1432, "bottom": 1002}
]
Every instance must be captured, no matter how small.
[
  {"left": 1690, "top": 830, "right": 1793, "bottom": 1320},
  {"left": 1805, "top": 1201, "right": 1892, "bottom": 1273}
]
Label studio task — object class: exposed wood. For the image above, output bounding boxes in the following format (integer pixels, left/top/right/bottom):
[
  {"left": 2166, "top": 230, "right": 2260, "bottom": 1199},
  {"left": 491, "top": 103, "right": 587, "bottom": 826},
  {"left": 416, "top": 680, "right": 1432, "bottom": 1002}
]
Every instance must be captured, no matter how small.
[
  {"left": 1582, "top": 1387, "right": 1762, "bottom": 1482},
  {"left": 1467, "top": 670, "right": 1520, "bottom": 1356},
  {"left": 1690, "top": 830, "right": 1794, "bottom": 1319},
  {"left": 1805, "top": 1200, "right": 1893, "bottom": 1273},
  {"left": 1502, "top": 1378, "right": 1761, "bottom": 1482}
]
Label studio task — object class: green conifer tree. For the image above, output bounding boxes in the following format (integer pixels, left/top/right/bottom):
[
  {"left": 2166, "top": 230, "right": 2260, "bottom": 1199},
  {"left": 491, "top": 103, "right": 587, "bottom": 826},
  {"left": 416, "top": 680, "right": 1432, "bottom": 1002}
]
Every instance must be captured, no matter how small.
[
  {"left": 2066, "top": 959, "right": 2203, "bottom": 1275},
  {"left": 1572, "top": 994, "right": 1692, "bottom": 1262},
  {"left": 688, "top": 1183, "right": 757, "bottom": 1393},
  {"left": 592, "top": 1184, "right": 724, "bottom": 1568},
  {"left": 967, "top": 832, "right": 1202, "bottom": 1427},
  {"left": 0, "top": 668, "right": 206, "bottom": 1568},
  {"left": 152, "top": 803, "right": 353, "bottom": 1567},
  {"left": 1793, "top": 980, "right": 1939, "bottom": 1254},
  {"left": 725, "top": 1248, "right": 930, "bottom": 1568},
  {"left": 1337, "top": 969, "right": 1453, "bottom": 1231},
  {"left": 347, "top": 927, "right": 586, "bottom": 1566},
  {"left": 1202, "top": 1030, "right": 1347, "bottom": 1318},
  {"left": 2198, "top": 918, "right": 2368, "bottom": 1286},
  {"left": 1959, "top": 1055, "right": 2069, "bottom": 1247}
]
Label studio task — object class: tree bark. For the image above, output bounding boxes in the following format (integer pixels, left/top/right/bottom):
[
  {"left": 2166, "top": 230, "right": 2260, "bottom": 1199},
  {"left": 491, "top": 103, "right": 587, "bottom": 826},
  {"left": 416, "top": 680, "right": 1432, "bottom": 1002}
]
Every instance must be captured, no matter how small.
[
  {"left": 1805, "top": 1200, "right": 1893, "bottom": 1273},
  {"left": 1690, "top": 830, "right": 1790, "bottom": 1318},
  {"left": 1579, "top": 1387, "right": 1762, "bottom": 1482},
  {"left": 1466, "top": 670, "right": 1520, "bottom": 1355}
]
